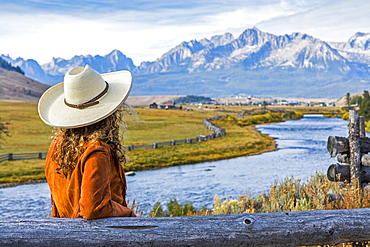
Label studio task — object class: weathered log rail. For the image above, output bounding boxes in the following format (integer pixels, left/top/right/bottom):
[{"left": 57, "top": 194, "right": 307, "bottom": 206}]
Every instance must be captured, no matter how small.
[
  {"left": 327, "top": 163, "right": 370, "bottom": 182},
  {"left": 327, "top": 136, "right": 370, "bottom": 157},
  {"left": 2, "top": 209, "right": 370, "bottom": 246}
]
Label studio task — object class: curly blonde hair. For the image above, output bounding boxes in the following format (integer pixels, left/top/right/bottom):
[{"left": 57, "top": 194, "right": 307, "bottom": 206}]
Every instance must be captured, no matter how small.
[{"left": 51, "top": 103, "right": 135, "bottom": 177}]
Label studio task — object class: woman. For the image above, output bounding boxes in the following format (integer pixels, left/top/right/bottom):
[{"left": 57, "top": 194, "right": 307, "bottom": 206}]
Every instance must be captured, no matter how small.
[{"left": 38, "top": 65, "right": 136, "bottom": 219}]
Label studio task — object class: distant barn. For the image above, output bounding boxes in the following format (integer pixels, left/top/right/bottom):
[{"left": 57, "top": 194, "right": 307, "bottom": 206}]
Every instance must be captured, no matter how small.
[
  {"left": 160, "top": 101, "right": 176, "bottom": 109},
  {"left": 149, "top": 102, "right": 158, "bottom": 108}
]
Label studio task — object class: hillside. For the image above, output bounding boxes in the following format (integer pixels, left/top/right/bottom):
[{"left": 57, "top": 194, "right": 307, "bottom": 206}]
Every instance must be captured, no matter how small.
[
  {"left": 0, "top": 68, "right": 49, "bottom": 102},
  {"left": 126, "top": 95, "right": 183, "bottom": 105}
]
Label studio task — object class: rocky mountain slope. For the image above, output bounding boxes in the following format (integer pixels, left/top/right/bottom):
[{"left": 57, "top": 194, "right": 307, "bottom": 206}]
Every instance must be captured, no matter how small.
[{"left": 2, "top": 28, "right": 370, "bottom": 98}]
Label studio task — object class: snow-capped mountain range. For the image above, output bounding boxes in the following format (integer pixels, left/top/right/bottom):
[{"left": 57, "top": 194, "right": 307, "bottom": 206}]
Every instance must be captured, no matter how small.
[
  {"left": 2, "top": 28, "right": 370, "bottom": 98},
  {"left": 1, "top": 50, "right": 135, "bottom": 86}
]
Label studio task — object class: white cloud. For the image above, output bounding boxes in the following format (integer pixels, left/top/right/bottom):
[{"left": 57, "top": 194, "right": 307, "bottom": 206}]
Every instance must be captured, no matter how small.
[{"left": 257, "top": 0, "right": 370, "bottom": 42}]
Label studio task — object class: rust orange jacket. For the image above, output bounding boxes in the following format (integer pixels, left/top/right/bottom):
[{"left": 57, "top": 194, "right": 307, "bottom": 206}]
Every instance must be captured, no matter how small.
[{"left": 45, "top": 139, "right": 135, "bottom": 219}]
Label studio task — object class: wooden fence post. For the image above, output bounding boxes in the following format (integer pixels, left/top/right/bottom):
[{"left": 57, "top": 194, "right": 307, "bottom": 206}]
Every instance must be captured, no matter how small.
[
  {"left": 8, "top": 153, "right": 13, "bottom": 161},
  {"left": 360, "top": 116, "right": 366, "bottom": 138},
  {"left": 349, "top": 110, "right": 362, "bottom": 187},
  {"left": 185, "top": 138, "right": 192, "bottom": 144}
]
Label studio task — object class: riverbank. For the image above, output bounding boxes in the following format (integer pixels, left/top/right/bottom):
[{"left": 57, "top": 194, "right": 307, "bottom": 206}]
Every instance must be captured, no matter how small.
[{"left": 0, "top": 179, "right": 47, "bottom": 189}]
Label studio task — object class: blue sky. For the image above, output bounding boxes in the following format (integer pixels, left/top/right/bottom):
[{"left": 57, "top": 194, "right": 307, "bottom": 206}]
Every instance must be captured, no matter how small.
[{"left": 0, "top": 0, "right": 369, "bottom": 65}]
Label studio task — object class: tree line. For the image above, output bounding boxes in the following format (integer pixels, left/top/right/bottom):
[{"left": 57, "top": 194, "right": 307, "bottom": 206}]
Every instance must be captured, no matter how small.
[
  {"left": 0, "top": 57, "right": 24, "bottom": 75},
  {"left": 346, "top": 91, "right": 370, "bottom": 120},
  {"left": 174, "top": 95, "right": 214, "bottom": 104}
]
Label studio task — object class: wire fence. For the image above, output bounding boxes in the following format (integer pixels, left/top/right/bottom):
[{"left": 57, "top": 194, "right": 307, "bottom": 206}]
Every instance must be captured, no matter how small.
[{"left": 0, "top": 116, "right": 226, "bottom": 163}]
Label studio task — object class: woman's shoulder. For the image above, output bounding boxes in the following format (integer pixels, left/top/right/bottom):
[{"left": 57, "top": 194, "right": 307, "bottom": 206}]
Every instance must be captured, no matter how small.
[{"left": 83, "top": 140, "right": 112, "bottom": 155}]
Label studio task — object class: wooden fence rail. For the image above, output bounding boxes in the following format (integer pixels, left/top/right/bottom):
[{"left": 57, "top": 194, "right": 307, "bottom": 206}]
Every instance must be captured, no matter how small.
[
  {"left": 0, "top": 152, "right": 48, "bottom": 163},
  {"left": 2, "top": 208, "right": 370, "bottom": 246}
]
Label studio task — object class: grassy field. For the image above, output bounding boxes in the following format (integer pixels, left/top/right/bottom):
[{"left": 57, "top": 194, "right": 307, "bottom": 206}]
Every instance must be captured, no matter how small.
[
  {"left": 125, "top": 122, "right": 275, "bottom": 171},
  {"left": 0, "top": 102, "right": 52, "bottom": 154},
  {"left": 0, "top": 101, "right": 341, "bottom": 184}
]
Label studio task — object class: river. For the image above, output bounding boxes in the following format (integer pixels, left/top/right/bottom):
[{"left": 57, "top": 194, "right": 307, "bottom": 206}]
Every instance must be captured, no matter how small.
[{"left": 0, "top": 114, "right": 349, "bottom": 217}]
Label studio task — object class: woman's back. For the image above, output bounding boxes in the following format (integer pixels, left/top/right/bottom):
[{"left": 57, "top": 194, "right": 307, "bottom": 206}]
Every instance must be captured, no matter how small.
[{"left": 45, "top": 139, "right": 134, "bottom": 219}]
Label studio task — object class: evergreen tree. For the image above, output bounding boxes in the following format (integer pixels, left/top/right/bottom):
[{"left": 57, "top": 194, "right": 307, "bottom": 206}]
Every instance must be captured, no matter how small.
[
  {"left": 351, "top": 95, "right": 363, "bottom": 106},
  {"left": 345, "top": 92, "right": 351, "bottom": 112},
  {"left": 262, "top": 101, "right": 267, "bottom": 109},
  {"left": 360, "top": 91, "right": 370, "bottom": 121}
]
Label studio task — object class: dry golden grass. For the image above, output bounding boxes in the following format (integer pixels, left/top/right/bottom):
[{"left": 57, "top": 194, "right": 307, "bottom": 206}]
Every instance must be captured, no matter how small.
[{"left": 212, "top": 173, "right": 370, "bottom": 215}]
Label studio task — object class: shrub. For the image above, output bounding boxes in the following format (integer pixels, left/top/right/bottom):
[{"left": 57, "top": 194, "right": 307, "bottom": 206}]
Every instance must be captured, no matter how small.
[
  {"left": 149, "top": 198, "right": 197, "bottom": 217},
  {"left": 366, "top": 121, "right": 370, "bottom": 132},
  {"left": 213, "top": 172, "right": 370, "bottom": 215},
  {"left": 342, "top": 112, "right": 349, "bottom": 120},
  {"left": 282, "top": 111, "right": 303, "bottom": 120},
  {"left": 237, "top": 112, "right": 282, "bottom": 126}
]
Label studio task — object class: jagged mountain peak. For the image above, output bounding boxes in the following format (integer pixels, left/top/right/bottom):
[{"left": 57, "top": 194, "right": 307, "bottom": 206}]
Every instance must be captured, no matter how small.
[
  {"left": 209, "top": 32, "right": 235, "bottom": 46},
  {"left": 237, "top": 28, "right": 276, "bottom": 46},
  {"left": 109, "top": 49, "right": 121, "bottom": 54},
  {"left": 343, "top": 31, "right": 370, "bottom": 50},
  {"left": 354, "top": 32, "right": 368, "bottom": 38},
  {"left": 108, "top": 49, "right": 127, "bottom": 58}
]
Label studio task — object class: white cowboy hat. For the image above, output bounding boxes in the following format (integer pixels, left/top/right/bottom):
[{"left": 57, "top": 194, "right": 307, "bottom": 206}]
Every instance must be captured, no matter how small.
[{"left": 38, "top": 65, "right": 132, "bottom": 128}]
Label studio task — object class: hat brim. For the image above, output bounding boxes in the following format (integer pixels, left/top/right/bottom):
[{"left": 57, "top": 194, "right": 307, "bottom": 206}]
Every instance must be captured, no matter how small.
[{"left": 38, "top": 70, "right": 132, "bottom": 128}]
